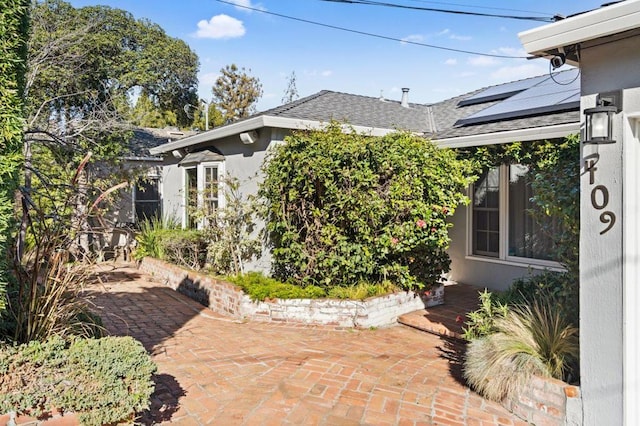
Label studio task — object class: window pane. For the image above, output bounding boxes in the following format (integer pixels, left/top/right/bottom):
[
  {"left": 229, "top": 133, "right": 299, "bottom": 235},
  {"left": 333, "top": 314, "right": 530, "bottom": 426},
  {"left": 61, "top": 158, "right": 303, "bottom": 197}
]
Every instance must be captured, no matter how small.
[
  {"left": 186, "top": 168, "right": 198, "bottom": 229},
  {"left": 135, "top": 178, "right": 160, "bottom": 222},
  {"left": 508, "top": 164, "right": 557, "bottom": 260},
  {"left": 472, "top": 167, "right": 500, "bottom": 257}
]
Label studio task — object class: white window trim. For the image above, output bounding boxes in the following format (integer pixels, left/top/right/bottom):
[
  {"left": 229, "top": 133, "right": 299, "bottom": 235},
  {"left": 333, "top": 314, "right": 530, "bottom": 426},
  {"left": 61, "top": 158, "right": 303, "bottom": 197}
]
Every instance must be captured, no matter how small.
[
  {"left": 182, "top": 161, "right": 226, "bottom": 229},
  {"left": 466, "top": 163, "right": 565, "bottom": 271}
]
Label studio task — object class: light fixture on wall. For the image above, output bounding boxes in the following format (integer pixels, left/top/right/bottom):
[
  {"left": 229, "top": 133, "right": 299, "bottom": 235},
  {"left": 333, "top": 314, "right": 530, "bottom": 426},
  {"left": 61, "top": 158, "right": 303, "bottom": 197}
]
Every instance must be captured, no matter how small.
[{"left": 584, "top": 92, "right": 621, "bottom": 144}]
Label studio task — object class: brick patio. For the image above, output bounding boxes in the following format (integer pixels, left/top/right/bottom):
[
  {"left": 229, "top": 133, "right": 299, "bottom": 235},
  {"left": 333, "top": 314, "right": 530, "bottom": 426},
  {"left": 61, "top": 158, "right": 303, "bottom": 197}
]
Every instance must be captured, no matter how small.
[{"left": 86, "top": 263, "right": 526, "bottom": 425}]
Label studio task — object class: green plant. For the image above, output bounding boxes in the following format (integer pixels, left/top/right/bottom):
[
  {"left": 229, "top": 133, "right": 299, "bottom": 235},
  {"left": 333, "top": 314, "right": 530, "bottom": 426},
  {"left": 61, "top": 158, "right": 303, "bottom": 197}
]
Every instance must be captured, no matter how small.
[
  {"left": 162, "top": 230, "right": 208, "bottom": 270},
  {"left": 506, "top": 270, "right": 578, "bottom": 326},
  {"left": 5, "top": 154, "right": 111, "bottom": 343},
  {"left": 0, "top": 0, "right": 29, "bottom": 321},
  {"left": 0, "top": 335, "right": 156, "bottom": 425},
  {"left": 227, "top": 272, "right": 326, "bottom": 301},
  {"left": 462, "top": 290, "right": 509, "bottom": 340},
  {"left": 133, "top": 215, "right": 179, "bottom": 260},
  {"left": 463, "top": 298, "right": 579, "bottom": 401},
  {"left": 199, "top": 177, "right": 261, "bottom": 275},
  {"left": 260, "top": 123, "right": 473, "bottom": 291},
  {"left": 326, "top": 281, "right": 398, "bottom": 300}
]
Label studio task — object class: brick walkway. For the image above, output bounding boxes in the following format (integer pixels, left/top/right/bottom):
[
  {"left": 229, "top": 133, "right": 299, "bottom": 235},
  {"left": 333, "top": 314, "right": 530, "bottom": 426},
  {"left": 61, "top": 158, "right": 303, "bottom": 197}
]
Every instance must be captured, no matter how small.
[{"left": 86, "top": 264, "right": 527, "bottom": 426}]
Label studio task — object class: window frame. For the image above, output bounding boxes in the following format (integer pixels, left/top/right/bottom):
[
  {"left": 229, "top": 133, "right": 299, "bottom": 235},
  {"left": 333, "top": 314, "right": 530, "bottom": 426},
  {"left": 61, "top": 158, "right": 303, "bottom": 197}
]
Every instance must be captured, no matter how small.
[
  {"left": 182, "top": 161, "right": 225, "bottom": 229},
  {"left": 466, "top": 163, "right": 564, "bottom": 270},
  {"left": 132, "top": 173, "right": 161, "bottom": 224}
]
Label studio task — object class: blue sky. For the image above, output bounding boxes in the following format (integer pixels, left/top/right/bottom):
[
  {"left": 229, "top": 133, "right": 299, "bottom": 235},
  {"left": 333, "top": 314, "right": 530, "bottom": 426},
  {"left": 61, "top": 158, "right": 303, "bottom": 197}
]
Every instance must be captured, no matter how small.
[{"left": 68, "top": 0, "right": 604, "bottom": 111}]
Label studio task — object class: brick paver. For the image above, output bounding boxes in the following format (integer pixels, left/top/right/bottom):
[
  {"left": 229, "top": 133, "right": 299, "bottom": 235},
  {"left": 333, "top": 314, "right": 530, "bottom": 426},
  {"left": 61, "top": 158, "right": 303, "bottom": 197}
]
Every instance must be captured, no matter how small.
[{"left": 86, "top": 264, "right": 527, "bottom": 426}]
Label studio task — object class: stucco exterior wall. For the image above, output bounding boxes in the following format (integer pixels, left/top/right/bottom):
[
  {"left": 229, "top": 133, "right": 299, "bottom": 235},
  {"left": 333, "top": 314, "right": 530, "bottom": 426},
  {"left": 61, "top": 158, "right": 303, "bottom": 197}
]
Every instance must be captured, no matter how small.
[
  {"left": 580, "top": 30, "right": 640, "bottom": 96},
  {"left": 159, "top": 128, "right": 293, "bottom": 274},
  {"left": 579, "top": 31, "right": 640, "bottom": 425}
]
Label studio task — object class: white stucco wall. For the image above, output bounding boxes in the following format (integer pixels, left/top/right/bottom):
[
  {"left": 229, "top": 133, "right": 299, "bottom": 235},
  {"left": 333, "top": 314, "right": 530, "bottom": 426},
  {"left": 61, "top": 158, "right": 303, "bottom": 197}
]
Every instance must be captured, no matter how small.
[
  {"left": 578, "top": 30, "right": 640, "bottom": 426},
  {"left": 160, "top": 127, "right": 292, "bottom": 274}
]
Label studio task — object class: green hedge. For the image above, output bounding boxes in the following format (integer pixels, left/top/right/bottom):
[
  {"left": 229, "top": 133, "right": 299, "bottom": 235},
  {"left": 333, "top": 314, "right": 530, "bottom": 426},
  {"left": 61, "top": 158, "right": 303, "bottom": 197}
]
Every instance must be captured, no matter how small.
[{"left": 0, "top": 0, "right": 29, "bottom": 317}]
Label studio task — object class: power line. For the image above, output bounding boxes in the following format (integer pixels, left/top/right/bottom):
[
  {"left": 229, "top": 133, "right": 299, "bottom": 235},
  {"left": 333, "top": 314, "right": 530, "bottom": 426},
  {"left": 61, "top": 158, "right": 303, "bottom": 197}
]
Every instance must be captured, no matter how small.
[
  {"left": 405, "top": 0, "right": 552, "bottom": 16},
  {"left": 213, "top": 0, "right": 532, "bottom": 59},
  {"left": 319, "top": 0, "right": 555, "bottom": 22}
]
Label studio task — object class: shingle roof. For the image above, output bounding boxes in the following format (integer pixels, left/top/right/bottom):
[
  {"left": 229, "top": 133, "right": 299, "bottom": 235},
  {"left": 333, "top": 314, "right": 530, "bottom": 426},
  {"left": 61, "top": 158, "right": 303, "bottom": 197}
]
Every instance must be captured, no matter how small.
[
  {"left": 127, "top": 127, "right": 195, "bottom": 158},
  {"left": 250, "top": 73, "right": 580, "bottom": 140},
  {"left": 256, "top": 90, "right": 433, "bottom": 133}
]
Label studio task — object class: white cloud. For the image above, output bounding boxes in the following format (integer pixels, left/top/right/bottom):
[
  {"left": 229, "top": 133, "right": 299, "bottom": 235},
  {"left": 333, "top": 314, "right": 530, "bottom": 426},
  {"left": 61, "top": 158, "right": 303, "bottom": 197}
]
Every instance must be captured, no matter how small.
[
  {"left": 303, "top": 69, "right": 333, "bottom": 78},
  {"left": 444, "top": 58, "right": 457, "bottom": 66},
  {"left": 401, "top": 34, "right": 424, "bottom": 44},
  {"left": 490, "top": 63, "right": 548, "bottom": 81},
  {"left": 194, "top": 14, "right": 245, "bottom": 39},
  {"left": 493, "top": 46, "right": 528, "bottom": 57},
  {"left": 226, "top": 0, "right": 266, "bottom": 12},
  {"left": 467, "top": 56, "right": 501, "bottom": 67},
  {"left": 436, "top": 28, "right": 470, "bottom": 41}
]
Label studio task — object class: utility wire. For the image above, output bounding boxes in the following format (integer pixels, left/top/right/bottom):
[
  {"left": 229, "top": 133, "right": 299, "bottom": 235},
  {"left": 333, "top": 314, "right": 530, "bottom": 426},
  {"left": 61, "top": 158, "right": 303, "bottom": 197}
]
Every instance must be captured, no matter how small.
[
  {"left": 214, "top": 0, "right": 532, "bottom": 59},
  {"left": 405, "top": 0, "right": 551, "bottom": 16},
  {"left": 320, "top": 0, "right": 555, "bottom": 22}
]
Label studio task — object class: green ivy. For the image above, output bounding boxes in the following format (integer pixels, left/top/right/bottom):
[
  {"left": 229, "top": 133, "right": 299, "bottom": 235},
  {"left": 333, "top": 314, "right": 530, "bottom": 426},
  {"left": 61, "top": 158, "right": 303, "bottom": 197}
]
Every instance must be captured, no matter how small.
[
  {"left": 0, "top": 0, "right": 29, "bottom": 318},
  {"left": 260, "top": 123, "right": 474, "bottom": 291}
]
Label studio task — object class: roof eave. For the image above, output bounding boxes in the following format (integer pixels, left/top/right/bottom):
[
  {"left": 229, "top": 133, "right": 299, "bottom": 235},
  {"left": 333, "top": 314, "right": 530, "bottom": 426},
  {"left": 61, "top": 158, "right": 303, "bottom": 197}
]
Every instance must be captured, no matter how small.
[
  {"left": 149, "top": 115, "right": 402, "bottom": 155},
  {"left": 433, "top": 122, "right": 580, "bottom": 148},
  {"left": 518, "top": 0, "right": 640, "bottom": 59}
]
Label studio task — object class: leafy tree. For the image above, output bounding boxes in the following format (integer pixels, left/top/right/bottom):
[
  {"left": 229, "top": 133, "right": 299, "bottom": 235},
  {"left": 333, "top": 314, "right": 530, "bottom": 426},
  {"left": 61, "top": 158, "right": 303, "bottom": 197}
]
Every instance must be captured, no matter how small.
[
  {"left": 260, "top": 123, "right": 474, "bottom": 291},
  {"left": 281, "top": 71, "right": 299, "bottom": 104},
  {"left": 212, "top": 64, "right": 263, "bottom": 123},
  {"left": 21, "top": 0, "right": 200, "bottom": 256},
  {"left": 190, "top": 100, "right": 224, "bottom": 131},
  {"left": 131, "top": 92, "right": 176, "bottom": 128},
  {"left": 0, "top": 0, "right": 30, "bottom": 316}
]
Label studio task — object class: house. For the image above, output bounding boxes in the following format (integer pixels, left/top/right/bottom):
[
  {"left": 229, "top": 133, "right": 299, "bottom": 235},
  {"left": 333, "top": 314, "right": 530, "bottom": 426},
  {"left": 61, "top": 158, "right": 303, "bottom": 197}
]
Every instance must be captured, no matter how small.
[
  {"left": 149, "top": 72, "right": 580, "bottom": 289},
  {"left": 92, "top": 127, "right": 192, "bottom": 259},
  {"left": 519, "top": 0, "right": 640, "bottom": 424}
]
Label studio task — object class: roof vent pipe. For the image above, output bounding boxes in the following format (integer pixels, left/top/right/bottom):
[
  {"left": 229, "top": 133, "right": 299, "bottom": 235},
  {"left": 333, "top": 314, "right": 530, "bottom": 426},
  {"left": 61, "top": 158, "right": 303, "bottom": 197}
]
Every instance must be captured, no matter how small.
[{"left": 401, "top": 88, "right": 410, "bottom": 108}]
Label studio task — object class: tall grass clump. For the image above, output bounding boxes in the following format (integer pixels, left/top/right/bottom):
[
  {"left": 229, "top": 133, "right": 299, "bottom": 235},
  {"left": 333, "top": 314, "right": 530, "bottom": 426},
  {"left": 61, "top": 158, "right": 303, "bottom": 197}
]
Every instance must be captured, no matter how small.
[{"left": 464, "top": 297, "right": 579, "bottom": 401}]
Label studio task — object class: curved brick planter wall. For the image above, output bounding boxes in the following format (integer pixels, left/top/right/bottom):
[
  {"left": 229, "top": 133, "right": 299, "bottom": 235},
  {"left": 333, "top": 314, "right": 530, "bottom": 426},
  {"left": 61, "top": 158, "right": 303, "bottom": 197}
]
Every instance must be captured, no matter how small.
[
  {"left": 503, "top": 375, "right": 582, "bottom": 426},
  {"left": 139, "top": 257, "right": 444, "bottom": 328}
]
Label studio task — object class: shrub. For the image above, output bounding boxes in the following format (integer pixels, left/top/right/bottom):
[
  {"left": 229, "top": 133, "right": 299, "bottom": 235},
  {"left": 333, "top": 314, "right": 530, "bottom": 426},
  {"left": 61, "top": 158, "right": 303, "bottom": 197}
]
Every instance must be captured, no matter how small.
[
  {"left": 227, "top": 272, "right": 326, "bottom": 301},
  {"left": 260, "top": 123, "right": 473, "bottom": 291},
  {"left": 507, "top": 270, "right": 578, "bottom": 327},
  {"left": 134, "top": 218, "right": 207, "bottom": 270},
  {"left": 462, "top": 290, "right": 509, "bottom": 340},
  {"left": 0, "top": 335, "right": 156, "bottom": 425},
  {"left": 464, "top": 298, "right": 579, "bottom": 401},
  {"left": 326, "top": 281, "right": 399, "bottom": 300}
]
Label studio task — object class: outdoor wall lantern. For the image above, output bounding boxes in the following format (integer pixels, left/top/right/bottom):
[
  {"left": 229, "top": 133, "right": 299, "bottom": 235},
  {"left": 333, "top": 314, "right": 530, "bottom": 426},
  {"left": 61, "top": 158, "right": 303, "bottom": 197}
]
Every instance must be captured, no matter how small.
[{"left": 584, "top": 92, "right": 621, "bottom": 144}]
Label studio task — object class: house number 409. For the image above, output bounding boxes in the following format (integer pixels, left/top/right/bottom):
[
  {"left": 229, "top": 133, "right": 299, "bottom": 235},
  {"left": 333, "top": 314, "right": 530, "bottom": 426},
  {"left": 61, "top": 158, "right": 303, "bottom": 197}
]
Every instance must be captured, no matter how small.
[{"left": 586, "top": 155, "right": 616, "bottom": 235}]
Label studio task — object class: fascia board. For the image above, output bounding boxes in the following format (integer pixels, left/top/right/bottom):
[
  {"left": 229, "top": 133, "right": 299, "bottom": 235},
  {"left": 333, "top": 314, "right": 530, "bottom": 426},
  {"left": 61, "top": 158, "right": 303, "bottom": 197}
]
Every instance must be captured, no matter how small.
[
  {"left": 519, "top": 0, "right": 640, "bottom": 55},
  {"left": 433, "top": 122, "right": 580, "bottom": 148},
  {"left": 149, "top": 116, "right": 268, "bottom": 155},
  {"left": 262, "top": 116, "right": 397, "bottom": 137},
  {"left": 149, "top": 116, "right": 399, "bottom": 154}
]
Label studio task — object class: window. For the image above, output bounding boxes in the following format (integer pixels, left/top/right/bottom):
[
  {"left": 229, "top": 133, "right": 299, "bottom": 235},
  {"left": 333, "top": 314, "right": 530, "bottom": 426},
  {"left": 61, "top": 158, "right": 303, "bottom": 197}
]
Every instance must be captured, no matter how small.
[
  {"left": 470, "top": 164, "right": 559, "bottom": 265},
  {"left": 472, "top": 167, "right": 500, "bottom": 257},
  {"left": 183, "top": 162, "right": 225, "bottom": 229},
  {"left": 134, "top": 177, "right": 161, "bottom": 222}
]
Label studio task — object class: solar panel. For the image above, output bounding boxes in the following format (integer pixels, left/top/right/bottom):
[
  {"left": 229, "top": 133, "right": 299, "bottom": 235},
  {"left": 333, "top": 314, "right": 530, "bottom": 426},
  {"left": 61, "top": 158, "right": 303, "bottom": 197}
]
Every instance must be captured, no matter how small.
[
  {"left": 456, "top": 68, "right": 580, "bottom": 126},
  {"left": 458, "top": 74, "right": 549, "bottom": 107}
]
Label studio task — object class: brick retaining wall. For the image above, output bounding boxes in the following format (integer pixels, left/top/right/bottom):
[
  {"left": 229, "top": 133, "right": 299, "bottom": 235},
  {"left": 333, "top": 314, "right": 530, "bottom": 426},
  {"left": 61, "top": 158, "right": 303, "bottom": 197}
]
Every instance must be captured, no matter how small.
[
  {"left": 503, "top": 375, "right": 582, "bottom": 426},
  {"left": 139, "top": 257, "right": 443, "bottom": 328}
]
